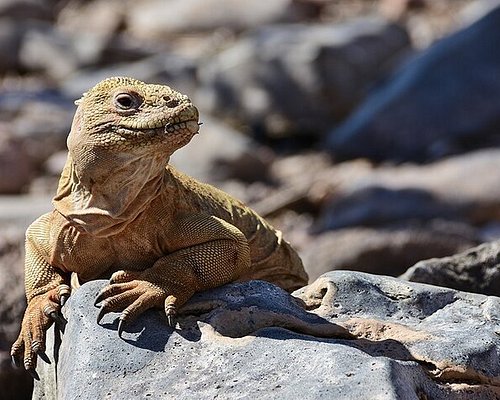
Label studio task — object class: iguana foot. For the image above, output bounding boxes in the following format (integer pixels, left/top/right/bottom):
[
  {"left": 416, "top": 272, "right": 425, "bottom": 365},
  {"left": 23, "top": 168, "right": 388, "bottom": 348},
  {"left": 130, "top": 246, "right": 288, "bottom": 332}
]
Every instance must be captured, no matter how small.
[
  {"left": 11, "top": 284, "right": 70, "bottom": 379},
  {"left": 95, "top": 270, "right": 183, "bottom": 337}
]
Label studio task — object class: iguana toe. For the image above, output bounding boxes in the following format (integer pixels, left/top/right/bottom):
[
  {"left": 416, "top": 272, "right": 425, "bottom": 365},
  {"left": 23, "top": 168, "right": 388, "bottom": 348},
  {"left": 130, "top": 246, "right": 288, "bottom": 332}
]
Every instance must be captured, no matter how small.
[
  {"left": 27, "top": 368, "right": 40, "bottom": 381},
  {"left": 117, "top": 319, "right": 125, "bottom": 338},
  {"left": 165, "top": 295, "right": 178, "bottom": 328},
  {"left": 56, "top": 284, "right": 71, "bottom": 305},
  {"left": 48, "top": 311, "right": 67, "bottom": 329},
  {"left": 94, "top": 281, "right": 137, "bottom": 306},
  {"left": 95, "top": 277, "right": 166, "bottom": 337},
  {"left": 11, "top": 285, "right": 68, "bottom": 378},
  {"left": 109, "top": 270, "right": 141, "bottom": 284},
  {"left": 60, "top": 293, "right": 69, "bottom": 307},
  {"left": 37, "top": 351, "right": 51, "bottom": 364}
]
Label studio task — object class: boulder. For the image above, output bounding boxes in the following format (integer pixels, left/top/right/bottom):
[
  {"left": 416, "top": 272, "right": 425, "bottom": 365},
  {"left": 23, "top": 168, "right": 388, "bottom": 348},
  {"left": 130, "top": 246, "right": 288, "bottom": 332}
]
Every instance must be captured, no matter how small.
[
  {"left": 401, "top": 239, "right": 500, "bottom": 296},
  {"left": 196, "top": 17, "right": 410, "bottom": 142},
  {"left": 301, "top": 221, "right": 479, "bottom": 280},
  {"left": 170, "top": 116, "right": 273, "bottom": 184},
  {"left": 0, "top": 20, "right": 24, "bottom": 72},
  {"left": 326, "top": 6, "right": 500, "bottom": 162},
  {"left": 0, "top": 131, "right": 34, "bottom": 194},
  {"left": 33, "top": 273, "right": 499, "bottom": 399},
  {"left": 0, "top": 88, "right": 74, "bottom": 168},
  {"left": 125, "top": 0, "right": 319, "bottom": 39},
  {"left": 60, "top": 54, "right": 197, "bottom": 102},
  {"left": 0, "top": 0, "right": 54, "bottom": 21},
  {"left": 316, "top": 149, "right": 500, "bottom": 231}
]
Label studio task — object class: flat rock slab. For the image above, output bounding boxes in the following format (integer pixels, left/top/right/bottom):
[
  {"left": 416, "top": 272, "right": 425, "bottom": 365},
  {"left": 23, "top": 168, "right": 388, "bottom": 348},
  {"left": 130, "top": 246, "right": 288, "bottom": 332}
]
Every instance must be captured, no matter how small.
[{"left": 34, "top": 271, "right": 500, "bottom": 400}]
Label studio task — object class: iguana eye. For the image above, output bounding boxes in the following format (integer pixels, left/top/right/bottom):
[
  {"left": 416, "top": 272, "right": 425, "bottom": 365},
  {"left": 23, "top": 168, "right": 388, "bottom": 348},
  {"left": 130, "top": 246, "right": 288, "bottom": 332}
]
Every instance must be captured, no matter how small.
[{"left": 114, "top": 93, "right": 136, "bottom": 110}]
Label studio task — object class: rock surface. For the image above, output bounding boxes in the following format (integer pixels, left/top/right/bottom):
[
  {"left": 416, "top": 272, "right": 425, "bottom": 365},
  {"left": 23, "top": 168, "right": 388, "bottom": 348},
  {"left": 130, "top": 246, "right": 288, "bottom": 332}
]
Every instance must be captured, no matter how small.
[
  {"left": 326, "top": 6, "right": 500, "bottom": 162},
  {"left": 301, "top": 222, "right": 479, "bottom": 281},
  {"left": 315, "top": 149, "right": 500, "bottom": 231},
  {"left": 33, "top": 272, "right": 500, "bottom": 400},
  {"left": 196, "top": 17, "right": 410, "bottom": 141},
  {"left": 126, "top": 0, "right": 318, "bottom": 38},
  {"left": 170, "top": 115, "right": 273, "bottom": 184},
  {"left": 402, "top": 239, "right": 500, "bottom": 296}
]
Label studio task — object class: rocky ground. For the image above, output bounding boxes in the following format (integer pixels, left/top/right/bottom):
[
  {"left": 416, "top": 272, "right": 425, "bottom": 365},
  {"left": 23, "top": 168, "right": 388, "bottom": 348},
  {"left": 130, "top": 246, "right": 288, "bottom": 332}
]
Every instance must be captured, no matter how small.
[
  {"left": 33, "top": 276, "right": 500, "bottom": 400},
  {"left": 1, "top": 0, "right": 500, "bottom": 399}
]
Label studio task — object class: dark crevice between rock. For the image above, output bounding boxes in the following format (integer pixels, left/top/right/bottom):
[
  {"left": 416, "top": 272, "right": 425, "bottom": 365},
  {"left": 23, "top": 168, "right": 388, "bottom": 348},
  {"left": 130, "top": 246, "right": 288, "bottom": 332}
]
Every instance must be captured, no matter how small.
[{"left": 416, "top": 359, "right": 500, "bottom": 388}]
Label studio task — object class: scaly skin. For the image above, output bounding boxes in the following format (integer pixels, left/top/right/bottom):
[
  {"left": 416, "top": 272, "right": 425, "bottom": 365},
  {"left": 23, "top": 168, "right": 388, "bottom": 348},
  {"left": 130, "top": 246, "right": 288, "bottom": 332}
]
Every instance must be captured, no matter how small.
[{"left": 11, "top": 77, "right": 308, "bottom": 378}]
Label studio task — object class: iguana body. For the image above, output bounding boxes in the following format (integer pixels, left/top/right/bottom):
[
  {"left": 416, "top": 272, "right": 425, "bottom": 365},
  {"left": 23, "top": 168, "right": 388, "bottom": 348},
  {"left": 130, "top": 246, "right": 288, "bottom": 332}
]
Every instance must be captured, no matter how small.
[{"left": 11, "top": 77, "right": 308, "bottom": 376}]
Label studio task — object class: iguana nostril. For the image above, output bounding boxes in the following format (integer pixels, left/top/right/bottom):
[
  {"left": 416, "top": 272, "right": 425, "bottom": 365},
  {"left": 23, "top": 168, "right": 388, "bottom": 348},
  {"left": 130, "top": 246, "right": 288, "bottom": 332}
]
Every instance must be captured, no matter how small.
[{"left": 163, "top": 96, "right": 179, "bottom": 108}]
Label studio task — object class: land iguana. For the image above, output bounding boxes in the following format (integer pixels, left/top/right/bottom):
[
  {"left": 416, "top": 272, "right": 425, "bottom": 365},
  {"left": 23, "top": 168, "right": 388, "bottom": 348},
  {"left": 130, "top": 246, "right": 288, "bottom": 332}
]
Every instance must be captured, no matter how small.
[{"left": 11, "top": 77, "right": 309, "bottom": 378}]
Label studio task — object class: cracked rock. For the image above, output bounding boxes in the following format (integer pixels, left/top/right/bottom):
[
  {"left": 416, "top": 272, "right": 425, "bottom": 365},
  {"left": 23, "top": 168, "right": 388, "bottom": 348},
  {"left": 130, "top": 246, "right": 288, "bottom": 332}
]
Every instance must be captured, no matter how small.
[
  {"left": 34, "top": 272, "right": 499, "bottom": 400},
  {"left": 401, "top": 239, "right": 500, "bottom": 296}
]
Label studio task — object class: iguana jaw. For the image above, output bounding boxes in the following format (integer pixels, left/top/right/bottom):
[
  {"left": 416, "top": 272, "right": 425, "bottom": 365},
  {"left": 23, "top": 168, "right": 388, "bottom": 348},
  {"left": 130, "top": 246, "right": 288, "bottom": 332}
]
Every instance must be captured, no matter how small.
[{"left": 54, "top": 77, "right": 202, "bottom": 236}]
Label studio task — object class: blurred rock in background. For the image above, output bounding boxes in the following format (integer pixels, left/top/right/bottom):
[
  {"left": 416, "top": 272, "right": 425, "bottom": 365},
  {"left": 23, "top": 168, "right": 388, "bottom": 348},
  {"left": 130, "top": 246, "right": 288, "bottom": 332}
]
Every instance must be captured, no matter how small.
[{"left": 2, "top": 1, "right": 500, "bottom": 398}]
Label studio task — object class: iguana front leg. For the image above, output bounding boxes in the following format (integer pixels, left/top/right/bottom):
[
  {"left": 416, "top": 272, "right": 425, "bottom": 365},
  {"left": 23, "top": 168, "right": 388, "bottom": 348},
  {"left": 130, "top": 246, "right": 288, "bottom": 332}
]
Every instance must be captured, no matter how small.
[
  {"left": 11, "top": 216, "right": 71, "bottom": 379},
  {"left": 95, "top": 215, "right": 251, "bottom": 337}
]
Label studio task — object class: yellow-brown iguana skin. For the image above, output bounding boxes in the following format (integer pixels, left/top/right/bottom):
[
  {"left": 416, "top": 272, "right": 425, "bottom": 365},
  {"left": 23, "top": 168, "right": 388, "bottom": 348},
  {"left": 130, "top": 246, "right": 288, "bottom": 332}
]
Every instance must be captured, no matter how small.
[{"left": 11, "top": 77, "right": 308, "bottom": 377}]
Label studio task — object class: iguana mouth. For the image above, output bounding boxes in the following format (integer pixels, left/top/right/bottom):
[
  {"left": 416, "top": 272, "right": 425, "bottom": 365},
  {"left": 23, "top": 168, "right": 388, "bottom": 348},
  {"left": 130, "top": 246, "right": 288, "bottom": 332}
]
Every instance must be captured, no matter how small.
[{"left": 164, "top": 119, "right": 200, "bottom": 135}]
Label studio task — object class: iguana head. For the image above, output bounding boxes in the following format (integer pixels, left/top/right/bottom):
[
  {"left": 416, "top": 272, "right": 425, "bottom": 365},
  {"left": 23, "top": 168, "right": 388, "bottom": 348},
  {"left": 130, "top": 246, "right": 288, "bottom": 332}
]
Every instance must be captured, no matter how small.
[
  {"left": 54, "top": 77, "right": 201, "bottom": 236},
  {"left": 70, "top": 76, "right": 200, "bottom": 155}
]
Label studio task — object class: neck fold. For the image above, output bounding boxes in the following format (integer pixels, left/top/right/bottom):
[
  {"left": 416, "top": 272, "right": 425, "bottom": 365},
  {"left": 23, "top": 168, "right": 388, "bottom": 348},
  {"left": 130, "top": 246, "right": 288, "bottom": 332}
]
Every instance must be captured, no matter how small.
[{"left": 53, "top": 154, "right": 165, "bottom": 237}]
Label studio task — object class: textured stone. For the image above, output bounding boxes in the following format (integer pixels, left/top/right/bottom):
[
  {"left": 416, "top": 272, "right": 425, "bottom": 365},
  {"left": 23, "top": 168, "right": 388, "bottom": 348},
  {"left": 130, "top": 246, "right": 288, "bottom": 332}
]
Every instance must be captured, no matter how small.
[
  {"left": 0, "top": 0, "right": 54, "bottom": 21},
  {"left": 402, "top": 239, "right": 500, "bottom": 296},
  {"left": 317, "top": 149, "right": 500, "bottom": 231},
  {"left": 0, "top": 131, "right": 34, "bottom": 194},
  {"left": 197, "top": 17, "right": 410, "bottom": 141},
  {"left": 125, "top": 0, "right": 317, "bottom": 38},
  {"left": 326, "top": 6, "right": 500, "bottom": 161},
  {"left": 60, "top": 54, "right": 197, "bottom": 101},
  {"left": 301, "top": 222, "right": 479, "bottom": 281},
  {"left": 34, "top": 273, "right": 500, "bottom": 399},
  {"left": 170, "top": 116, "right": 272, "bottom": 184},
  {"left": 0, "top": 88, "right": 74, "bottom": 168}
]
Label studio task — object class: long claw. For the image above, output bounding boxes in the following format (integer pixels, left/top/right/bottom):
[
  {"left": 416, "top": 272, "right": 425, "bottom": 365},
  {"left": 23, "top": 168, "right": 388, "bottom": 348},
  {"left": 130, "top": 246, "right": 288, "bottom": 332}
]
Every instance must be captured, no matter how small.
[
  {"left": 49, "top": 311, "right": 67, "bottom": 327},
  {"left": 167, "top": 314, "right": 176, "bottom": 328},
  {"left": 27, "top": 368, "right": 40, "bottom": 381},
  {"left": 165, "top": 302, "right": 177, "bottom": 328},
  {"left": 60, "top": 293, "right": 69, "bottom": 307},
  {"left": 38, "top": 351, "right": 51, "bottom": 365},
  {"left": 97, "top": 304, "right": 107, "bottom": 324},
  {"left": 11, "top": 355, "right": 20, "bottom": 368},
  {"left": 118, "top": 319, "right": 125, "bottom": 338},
  {"left": 94, "top": 291, "right": 106, "bottom": 307}
]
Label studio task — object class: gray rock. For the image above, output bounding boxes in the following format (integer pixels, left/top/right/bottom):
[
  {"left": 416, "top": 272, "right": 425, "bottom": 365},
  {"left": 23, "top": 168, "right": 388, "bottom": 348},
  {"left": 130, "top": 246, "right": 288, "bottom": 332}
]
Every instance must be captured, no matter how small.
[
  {"left": 317, "top": 149, "right": 500, "bottom": 231},
  {"left": 301, "top": 221, "right": 479, "bottom": 281},
  {"left": 0, "top": 0, "right": 54, "bottom": 21},
  {"left": 19, "top": 24, "right": 78, "bottom": 79},
  {"left": 401, "top": 240, "right": 500, "bottom": 296},
  {"left": 0, "top": 88, "right": 74, "bottom": 168},
  {"left": 170, "top": 116, "right": 273, "bottom": 184},
  {"left": 19, "top": 23, "right": 155, "bottom": 81},
  {"left": 56, "top": 0, "right": 124, "bottom": 40},
  {"left": 125, "top": 0, "right": 318, "bottom": 38},
  {"left": 318, "top": 186, "right": 460, "bottom": 230},
  {"left": 196, "top": 17, "right": 410, "bottom": 141},
  {"left": 326, "top": 6, "right": 500, "bottom": 162},
  {"left": 0, "top": 20, "right": 24, "bottom": 72},
  {"left": 60, "top": 54, "right": 197, "bottom": 101},
  {"left": 0, "top": 195, "right": 52, "bottom": 229},
  {"left": 34, "top": 273, "right": 499, "bottom": 399},
  {"left": 0, "top": 132, "right": 34, "bottom": 194}
]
